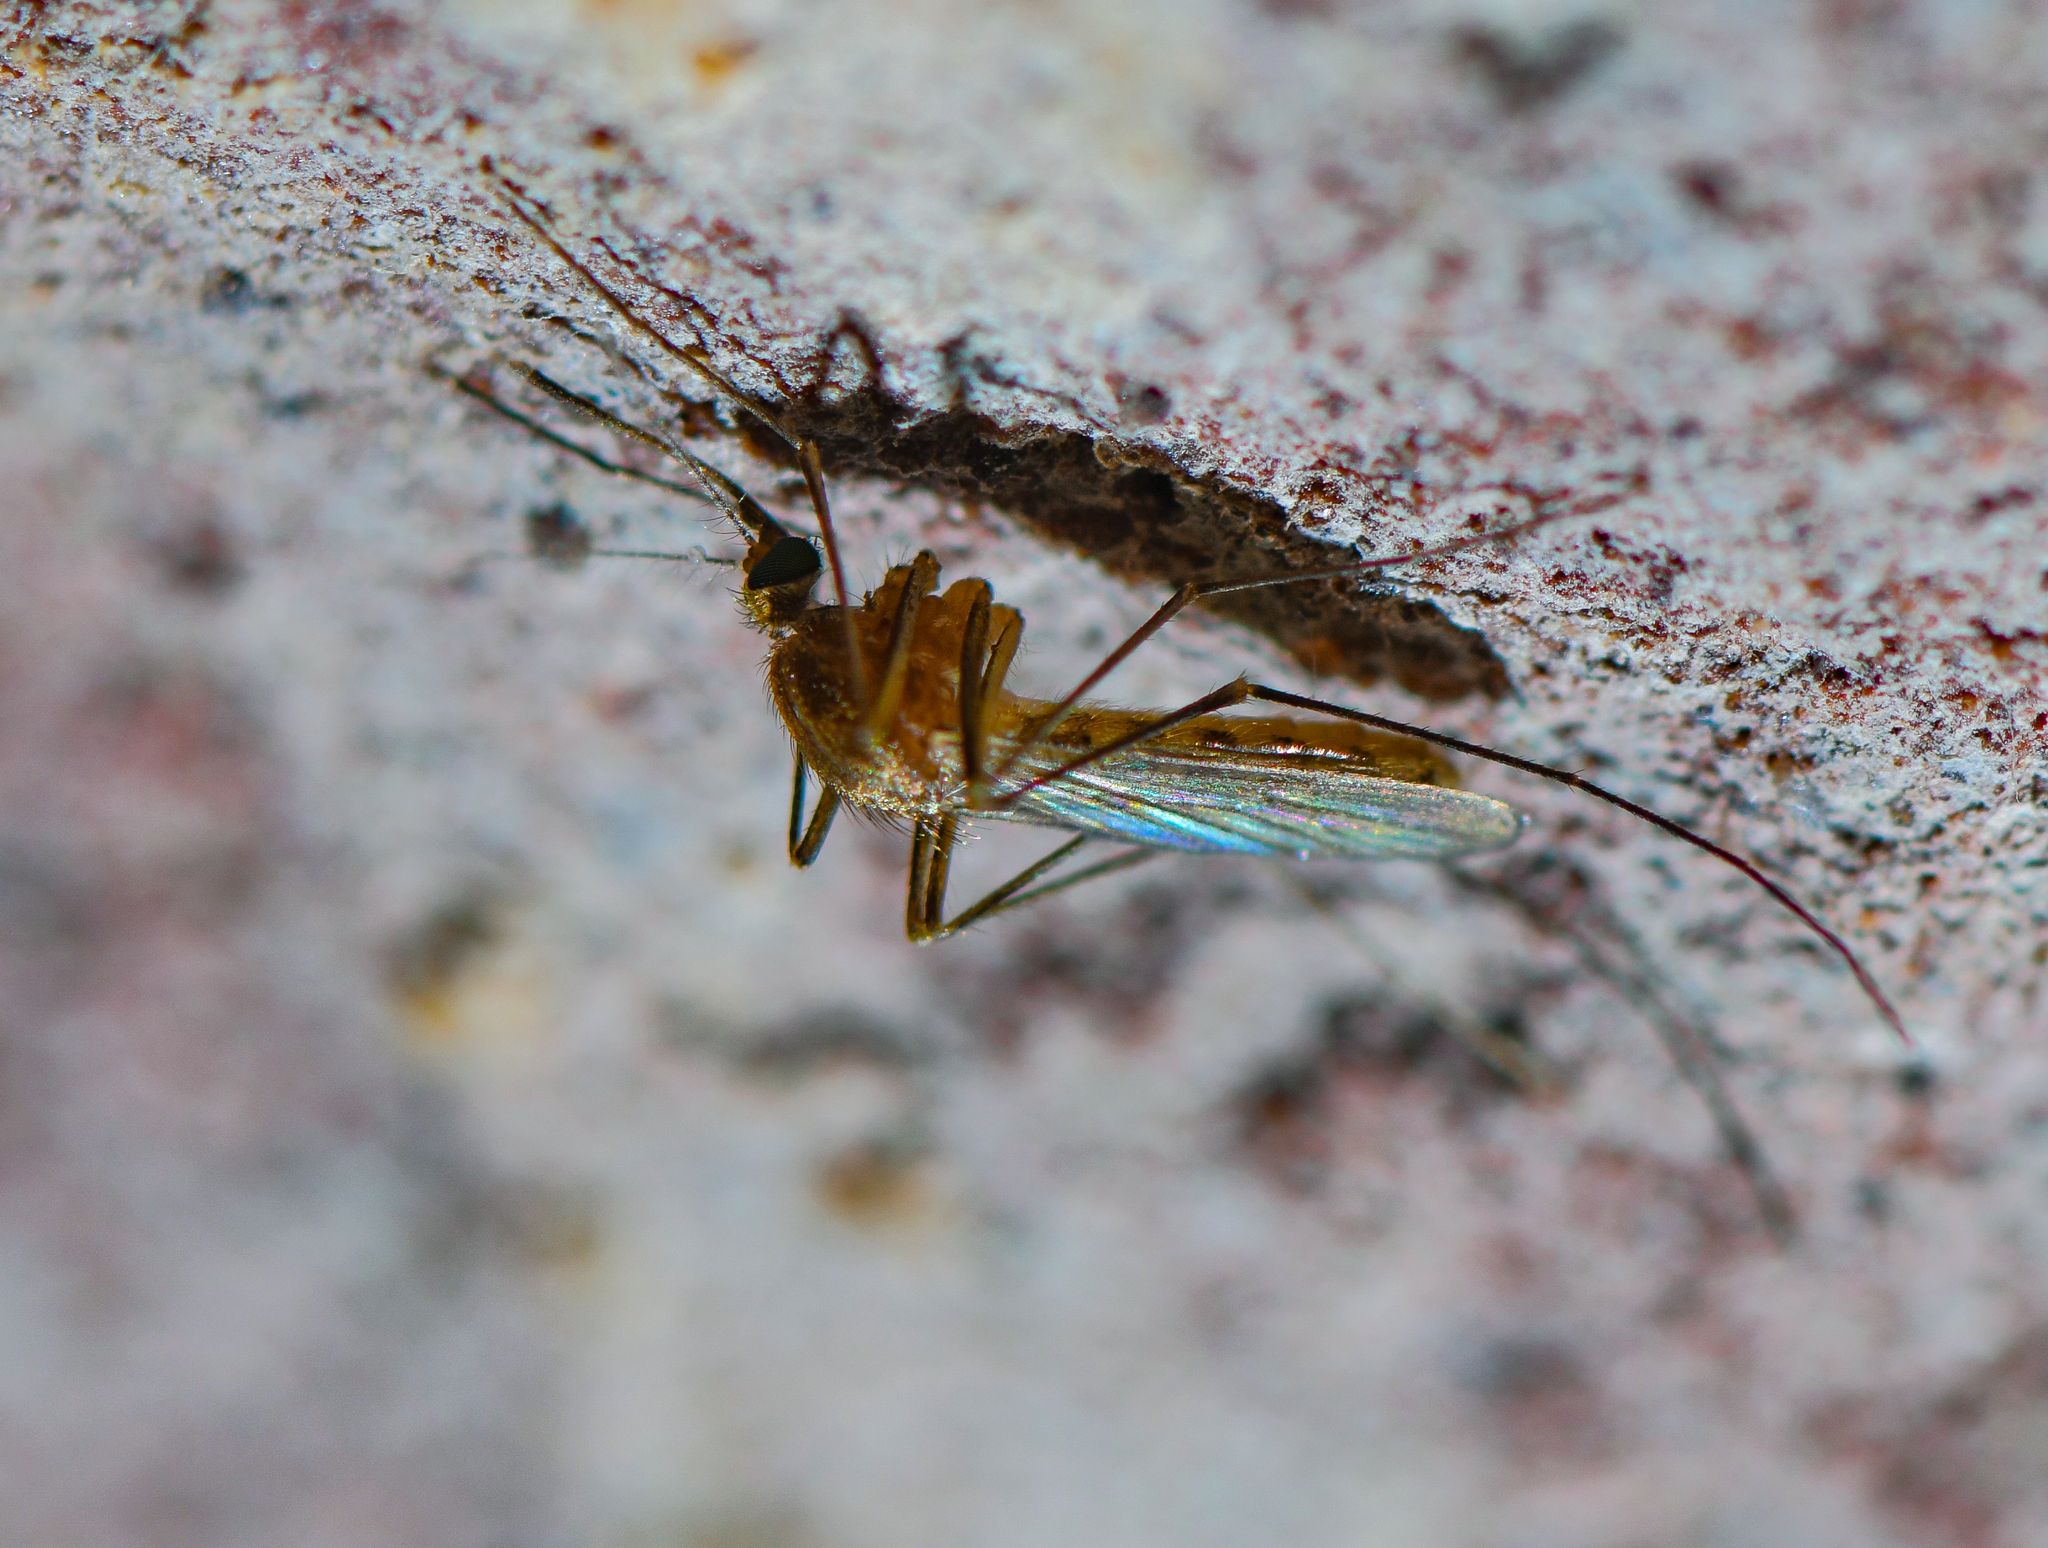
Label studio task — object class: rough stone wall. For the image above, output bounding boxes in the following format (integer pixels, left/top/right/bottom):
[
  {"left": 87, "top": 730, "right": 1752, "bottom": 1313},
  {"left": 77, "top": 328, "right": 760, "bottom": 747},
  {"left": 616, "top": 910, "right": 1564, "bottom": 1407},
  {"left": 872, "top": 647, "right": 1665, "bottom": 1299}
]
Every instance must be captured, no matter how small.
[{"left": 3, "top": 2, "right": 2045, "bottom": 1546}]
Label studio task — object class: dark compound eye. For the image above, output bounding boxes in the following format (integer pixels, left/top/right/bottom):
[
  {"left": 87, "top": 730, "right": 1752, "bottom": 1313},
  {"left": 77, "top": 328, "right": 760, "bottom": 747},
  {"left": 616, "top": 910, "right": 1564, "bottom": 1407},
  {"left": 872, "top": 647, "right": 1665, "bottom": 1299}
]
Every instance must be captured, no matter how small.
[{"left": 746, "top": 534, "right": 823, "bottom": 590}]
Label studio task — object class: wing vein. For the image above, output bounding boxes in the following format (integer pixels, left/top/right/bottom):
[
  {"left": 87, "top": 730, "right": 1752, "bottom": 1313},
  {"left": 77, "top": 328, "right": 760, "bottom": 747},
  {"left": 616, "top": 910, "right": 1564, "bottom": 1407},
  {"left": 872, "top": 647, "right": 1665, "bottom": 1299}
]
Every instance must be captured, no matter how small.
[{"left": 988, "top": 737, "right": 1523, "bottom": 861}]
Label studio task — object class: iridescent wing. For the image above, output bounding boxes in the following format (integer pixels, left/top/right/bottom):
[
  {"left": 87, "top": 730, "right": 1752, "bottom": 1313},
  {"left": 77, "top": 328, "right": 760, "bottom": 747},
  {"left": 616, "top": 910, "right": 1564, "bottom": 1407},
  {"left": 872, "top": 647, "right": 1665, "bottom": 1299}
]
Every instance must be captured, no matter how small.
[{"left": 989, "top": 731, "right": 1524, "bottom": 861}]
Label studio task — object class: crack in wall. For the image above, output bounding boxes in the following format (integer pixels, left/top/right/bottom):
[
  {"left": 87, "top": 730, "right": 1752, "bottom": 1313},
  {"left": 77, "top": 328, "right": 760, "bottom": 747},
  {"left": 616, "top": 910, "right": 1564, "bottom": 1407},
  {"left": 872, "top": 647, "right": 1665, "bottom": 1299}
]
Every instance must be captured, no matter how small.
[{"left": 686, "top": 375, "right": 1519, "bottom": 705}]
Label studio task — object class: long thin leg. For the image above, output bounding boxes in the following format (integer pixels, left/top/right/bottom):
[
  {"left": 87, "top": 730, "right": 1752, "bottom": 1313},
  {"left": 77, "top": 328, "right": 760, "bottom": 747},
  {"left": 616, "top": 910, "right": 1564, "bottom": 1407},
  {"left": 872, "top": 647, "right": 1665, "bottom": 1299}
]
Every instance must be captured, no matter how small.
[
  {"left": 905, "top": 817, "right": 944, "bottom": 939},
  {"left": 954, "top": 582, "right": 992, "bottom": 780},
  {"left": 866, "top": 553, "right": 940, "bottom": 739},
  {"left": 949, "top": 845, "right": 1158, "bottom": 930},
  {"left": 987, "top": 678, "right": 1254, "bottom": 808},
  {"left": 905, "top": 822, "right": 1158, "bottom": 942},
  {"left": 787, "top": 754, "right": 840, "bottom": 868},
  {"left": 986, "top": 503, "right": 1587, "bottom": 787},
  {"left": 1444, "top": 863, "right": 1798, "bottom": 1244},
  {"left": 1279, "top": 869, "right": 1566, "bottom": 1094},
  {"left": 1239, "top": 681, "right": 1909, "bottom": 1044},
  {"left": 1576, "top": 923, "right": 1799, "bottom": 1245},
  {"left": 960, "top": 600, "right": 1024, "bottom": 799},
  {"left": 919, "top": 815, "right": 959, "bottom": 934},
  {"left": 494, "top": 172, "right": 870, "bottom": 705}
]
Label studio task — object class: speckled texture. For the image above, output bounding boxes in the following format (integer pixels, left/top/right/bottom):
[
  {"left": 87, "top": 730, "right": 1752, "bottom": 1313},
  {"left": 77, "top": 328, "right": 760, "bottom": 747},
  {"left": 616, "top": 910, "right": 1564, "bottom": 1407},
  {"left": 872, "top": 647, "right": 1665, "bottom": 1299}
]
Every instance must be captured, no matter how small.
[{"left": 3, "top": 2, "right": 2045, "bottom": 1546}]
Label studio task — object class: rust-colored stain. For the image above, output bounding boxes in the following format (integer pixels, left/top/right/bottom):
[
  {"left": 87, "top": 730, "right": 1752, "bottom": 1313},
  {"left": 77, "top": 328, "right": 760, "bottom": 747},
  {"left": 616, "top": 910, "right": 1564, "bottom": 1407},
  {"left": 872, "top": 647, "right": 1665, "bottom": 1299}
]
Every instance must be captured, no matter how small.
[
  {"left": 690, "top": 37, "right": 759, "bottom": 89},
  {"left": 385, "top": 894, "right": 552, "bottom": 1053},
  {"left": 813, "top": 1141, "right": 935, "bottom": 1232}
]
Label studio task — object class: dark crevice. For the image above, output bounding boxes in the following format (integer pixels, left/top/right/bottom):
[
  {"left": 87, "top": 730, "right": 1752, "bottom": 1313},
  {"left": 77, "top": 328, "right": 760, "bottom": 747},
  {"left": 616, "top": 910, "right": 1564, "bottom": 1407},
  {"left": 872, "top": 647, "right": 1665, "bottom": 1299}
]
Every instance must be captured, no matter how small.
[
  {"left": 741, "top": 386, "right": 1519, "bottom": 704},
  {"left": 1450, "top": 18, "right": 1625, "bottom": 115}
]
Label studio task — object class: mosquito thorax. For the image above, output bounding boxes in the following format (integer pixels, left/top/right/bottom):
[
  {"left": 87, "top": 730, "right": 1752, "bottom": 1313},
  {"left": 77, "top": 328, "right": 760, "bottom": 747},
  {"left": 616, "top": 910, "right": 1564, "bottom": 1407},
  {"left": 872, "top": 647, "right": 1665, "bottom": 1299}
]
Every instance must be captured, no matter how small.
[{"left": 740, "top": 530, "right": 824, "bottom": 632}]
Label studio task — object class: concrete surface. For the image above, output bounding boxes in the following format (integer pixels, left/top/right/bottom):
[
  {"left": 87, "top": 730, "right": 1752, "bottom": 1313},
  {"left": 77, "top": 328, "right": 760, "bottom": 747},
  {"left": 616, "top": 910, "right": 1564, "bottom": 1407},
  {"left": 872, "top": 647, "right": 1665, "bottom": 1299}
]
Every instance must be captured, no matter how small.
[{"left": 3, "top": 2, "right": 2046, "bottom": 1545}]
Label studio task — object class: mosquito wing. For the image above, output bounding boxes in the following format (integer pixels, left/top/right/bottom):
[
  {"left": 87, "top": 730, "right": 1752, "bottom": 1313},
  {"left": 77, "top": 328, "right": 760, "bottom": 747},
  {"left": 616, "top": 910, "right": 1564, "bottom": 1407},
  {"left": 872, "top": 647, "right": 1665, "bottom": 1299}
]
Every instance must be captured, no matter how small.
[{"left": 990, "top": 732, "right": 1524, "bottom": 861}]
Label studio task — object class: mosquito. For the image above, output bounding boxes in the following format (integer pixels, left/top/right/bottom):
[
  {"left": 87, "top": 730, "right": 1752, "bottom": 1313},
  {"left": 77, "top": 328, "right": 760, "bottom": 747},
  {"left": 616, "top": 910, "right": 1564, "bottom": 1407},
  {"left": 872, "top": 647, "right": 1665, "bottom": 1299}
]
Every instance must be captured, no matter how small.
[{"left": 459, "top": 174, "right": 1911, "bottom": 1060}]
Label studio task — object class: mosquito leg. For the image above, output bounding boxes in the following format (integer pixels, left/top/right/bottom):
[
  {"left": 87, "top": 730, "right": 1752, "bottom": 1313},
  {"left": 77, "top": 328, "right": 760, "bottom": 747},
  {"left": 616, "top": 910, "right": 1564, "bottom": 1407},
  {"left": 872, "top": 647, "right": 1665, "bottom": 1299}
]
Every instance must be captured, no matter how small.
[
  {"left": 987, "top": 504, "right": 1583, "bottom": 787},
  {"left": 982, "top": 578, "right": 1194, "bottom": 788},
  {"left": 951, "top": 581, "right": 995, "bottom": 791},
  {"left": 1445, "top": 864, "right": 1798, "bottom": 1244},
  {"left": 787, "top": 754, "right": 841, "bottom": 868},
  {"left": 906, "top": 824, "right": 1158, "bottom": 942},
  {"left": 985, "top": 678, "right": 1254, "bottom": 809},
  {"left": 904, "top": 816, "right": 948, "bottom": 940},
  {"left": 494, "top": 173, "right": 870, "bottom": 703},
  {"left": 1591, "top": 934, "right": 1800, "bottom": 1245},
  {"left": 903, "top": 595, "right": 1163, "bottom": 938},
  {"left": 1278, "top": 870, "right": 1565, "bottom": 1095},
  {"left": 961, "top": 601, "right": 1024, "bottom": 802},
  {"left": 1239, "top": 681, "right": 1909, "bottom": 1044},
  {"left": 788, "top": 753, "right": 807, "bottom": 855},
  {"left": 1573, "top": 888, "right": 1799, "bottom": 1242},
  {"left": 866, "top": 554, "right": 940, "bottom": 740},
  {"left": 921, "top": 815, "right": 959, "bottom": 934},
  {"left": 934, "top": 845, "right": 1159, "bottom": 936}
]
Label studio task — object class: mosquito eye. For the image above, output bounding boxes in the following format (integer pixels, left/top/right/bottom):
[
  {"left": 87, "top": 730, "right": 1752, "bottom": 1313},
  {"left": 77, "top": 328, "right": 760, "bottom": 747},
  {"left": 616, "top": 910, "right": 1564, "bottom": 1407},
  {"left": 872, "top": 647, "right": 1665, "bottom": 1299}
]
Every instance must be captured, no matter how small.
[{"left": 746, "top": 535, "right": 822, "bottom": 590}]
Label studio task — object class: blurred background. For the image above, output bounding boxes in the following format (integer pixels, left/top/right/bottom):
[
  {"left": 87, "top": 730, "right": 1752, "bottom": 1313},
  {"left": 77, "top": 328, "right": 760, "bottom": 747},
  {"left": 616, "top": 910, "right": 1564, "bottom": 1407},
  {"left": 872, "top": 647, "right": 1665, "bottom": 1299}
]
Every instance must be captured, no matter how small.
[{"left": 4, "top": 2, "right": 2046, "bottom": 1545}]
